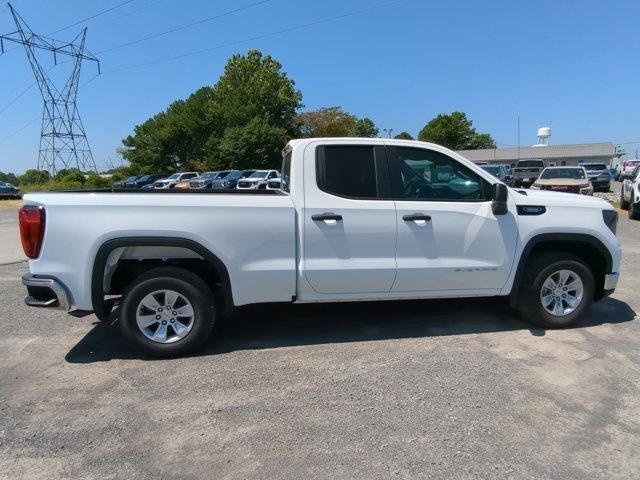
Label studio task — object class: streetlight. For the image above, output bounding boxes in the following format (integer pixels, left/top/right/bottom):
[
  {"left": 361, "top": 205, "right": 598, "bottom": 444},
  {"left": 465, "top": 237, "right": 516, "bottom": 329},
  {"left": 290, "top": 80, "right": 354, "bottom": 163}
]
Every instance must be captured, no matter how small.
[{"left": 383, "top": 128, "right": 394, "bottom": 138}]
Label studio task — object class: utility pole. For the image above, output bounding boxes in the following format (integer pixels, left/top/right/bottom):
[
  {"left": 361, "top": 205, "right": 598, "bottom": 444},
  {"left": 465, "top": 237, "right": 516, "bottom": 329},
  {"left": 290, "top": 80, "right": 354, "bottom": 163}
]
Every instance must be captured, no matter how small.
[{"left": 0, "top": 3, "right": 100, "bottom": 175}]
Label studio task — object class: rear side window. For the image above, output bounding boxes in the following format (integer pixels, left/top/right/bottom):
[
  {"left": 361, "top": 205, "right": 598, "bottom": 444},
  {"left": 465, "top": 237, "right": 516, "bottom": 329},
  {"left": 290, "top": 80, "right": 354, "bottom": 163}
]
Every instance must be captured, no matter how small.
[{"left": 318, "top": 146, "right": 377, "bottom": 198}]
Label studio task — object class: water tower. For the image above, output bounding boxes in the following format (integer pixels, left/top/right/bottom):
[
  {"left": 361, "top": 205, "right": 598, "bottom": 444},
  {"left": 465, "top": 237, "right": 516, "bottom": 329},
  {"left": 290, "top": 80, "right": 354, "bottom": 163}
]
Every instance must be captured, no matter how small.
[{"left": 533, "top": 127, "right": 551, "bottom": 147}]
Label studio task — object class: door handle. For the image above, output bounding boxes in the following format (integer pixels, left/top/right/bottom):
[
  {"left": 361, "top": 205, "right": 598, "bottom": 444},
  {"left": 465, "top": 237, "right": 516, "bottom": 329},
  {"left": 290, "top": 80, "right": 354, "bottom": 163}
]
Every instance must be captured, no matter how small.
[
  {"left": 403, "top": 214, "right": 431, "bottom": 222},
  {"left": 312, "top": 213, "right": 343, "bottom": 221}
]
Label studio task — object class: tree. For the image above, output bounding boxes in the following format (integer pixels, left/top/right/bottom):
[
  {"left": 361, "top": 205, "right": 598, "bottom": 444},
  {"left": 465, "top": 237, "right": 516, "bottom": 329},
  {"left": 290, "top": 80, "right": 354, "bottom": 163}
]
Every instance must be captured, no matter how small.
[
  {"left": 294, "top": 107, "right": 378, "bottom": 138},
  {"left": 418, "top": 112, "right": 495, "bottom": 150},
  {"left": 0, "top": 172, "right": 19, "bottom": 185},
  {"left": 295, "top": 107, "right": 357, "bottom": 137},
  {"left": 121, "top": 50, "right": 303, "bottom": 173},
  {"left": 206, "top": 50, "right": 302, "bottom": 167},
  {"left": 18, "top": 169, "right": 50, "bottom": 185},
  {"left": 353, "top": 118, "right": 379, "bottom": 138},
  {"left": 394, "top": 131, "right": 414, "bottom": 140},
  {"left": 209, "top": 116, "right": 287, "bottom": 170}
]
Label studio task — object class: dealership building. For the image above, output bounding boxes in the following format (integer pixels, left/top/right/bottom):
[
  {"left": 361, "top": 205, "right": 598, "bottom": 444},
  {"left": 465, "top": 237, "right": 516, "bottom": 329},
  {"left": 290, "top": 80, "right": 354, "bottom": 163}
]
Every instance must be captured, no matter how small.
[{"left": 456, "top": 142, "right": 619, "bottom": 168}]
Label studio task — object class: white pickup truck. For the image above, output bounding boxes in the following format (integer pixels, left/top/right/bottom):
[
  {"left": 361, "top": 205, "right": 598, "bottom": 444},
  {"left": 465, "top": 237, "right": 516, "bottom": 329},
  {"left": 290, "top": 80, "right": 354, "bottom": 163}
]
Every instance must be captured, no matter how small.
[{"left": 20, "top": 138, "right": 621, "bottom": 356}]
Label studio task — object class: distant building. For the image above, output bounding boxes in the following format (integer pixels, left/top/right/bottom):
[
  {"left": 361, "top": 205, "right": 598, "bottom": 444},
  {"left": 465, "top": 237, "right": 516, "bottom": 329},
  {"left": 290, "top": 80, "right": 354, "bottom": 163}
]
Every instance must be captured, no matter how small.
[{"left": 456, "top": 142, "right": 619, "bottom": 168}]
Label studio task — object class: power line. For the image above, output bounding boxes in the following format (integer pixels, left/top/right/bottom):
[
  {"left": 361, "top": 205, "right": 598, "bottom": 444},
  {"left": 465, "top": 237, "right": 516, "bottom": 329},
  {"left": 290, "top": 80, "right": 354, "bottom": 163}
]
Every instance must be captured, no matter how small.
[
  {"left": 101, "top": 0, "right": 166, "bottom": 25},
  {"left": 104, "top": 0, "right": 408, "bottom": 74},
  {"left": 97, "top": 0, "right": 273, "bottom": 54},
  {"left": 48, "top": 0, "right": 136, "bottom": 36}
]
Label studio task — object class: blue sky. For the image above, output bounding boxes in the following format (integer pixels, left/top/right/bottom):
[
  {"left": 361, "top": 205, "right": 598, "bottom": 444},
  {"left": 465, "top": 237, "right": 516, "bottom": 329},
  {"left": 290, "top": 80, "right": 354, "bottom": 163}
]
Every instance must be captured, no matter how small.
[{"left": 0, "top": 0, "right": 639, "bottom": 173}]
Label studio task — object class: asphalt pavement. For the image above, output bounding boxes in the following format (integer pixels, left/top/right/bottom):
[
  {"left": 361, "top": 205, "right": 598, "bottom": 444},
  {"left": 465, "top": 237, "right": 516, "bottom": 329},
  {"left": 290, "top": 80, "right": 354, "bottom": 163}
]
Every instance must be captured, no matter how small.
[{"left": 0, "top": 189, "right": 639, "bottom": 479}]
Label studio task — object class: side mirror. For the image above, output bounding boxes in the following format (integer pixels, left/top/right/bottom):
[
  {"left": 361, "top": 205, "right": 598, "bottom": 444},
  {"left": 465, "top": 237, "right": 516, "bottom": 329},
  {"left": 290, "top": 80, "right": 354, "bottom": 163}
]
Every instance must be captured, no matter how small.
[{"left": 492, "top": 183, "right": 508, "bottom": 215}]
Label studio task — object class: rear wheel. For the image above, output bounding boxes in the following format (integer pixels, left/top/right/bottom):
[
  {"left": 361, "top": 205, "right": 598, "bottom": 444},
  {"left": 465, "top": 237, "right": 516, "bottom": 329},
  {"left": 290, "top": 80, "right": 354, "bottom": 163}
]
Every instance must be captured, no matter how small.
[
  {"left": 517, "top": 253, "right": 594, "bottom": 329},
  {"left": 120, "top": 267, "right": 216, "bottom": 357}
]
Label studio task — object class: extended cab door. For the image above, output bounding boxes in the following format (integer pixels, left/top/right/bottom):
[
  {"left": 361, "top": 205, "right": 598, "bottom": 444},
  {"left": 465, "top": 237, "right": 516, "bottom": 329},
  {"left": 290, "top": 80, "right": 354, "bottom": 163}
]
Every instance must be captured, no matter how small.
[
  {"left": 388, "top": 145, "right": 518, "bottom": 293},
  {"left": 302, "top": 143, "right": 397, "bottom": 294}
]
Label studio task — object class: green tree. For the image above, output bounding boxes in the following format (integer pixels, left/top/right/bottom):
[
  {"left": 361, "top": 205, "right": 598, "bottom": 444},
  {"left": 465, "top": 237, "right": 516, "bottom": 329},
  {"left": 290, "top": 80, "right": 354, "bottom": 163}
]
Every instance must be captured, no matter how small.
[
  {"left": 18, "top": 169, "right": 50, "bottom": 185},
  {"left": 353, "top": 117, "right": 379, "bottom": 137},
  {"left": 418, "top": 112, "right": 495, "bottom": 150},
  {"left": 0, "top": 172, "right": 19, "bottom": 185},
  {"left": 209, "top": 116, "right": 287, "bottom": 170},
  {"left": 206, "top": 50, "right": 303, "bottom": 167},
  {"left": 394, "top": 131, "right": 414, "bottom": 140},
  {"left": 295, "top": 107, "right": 357, "bottom": 137}
]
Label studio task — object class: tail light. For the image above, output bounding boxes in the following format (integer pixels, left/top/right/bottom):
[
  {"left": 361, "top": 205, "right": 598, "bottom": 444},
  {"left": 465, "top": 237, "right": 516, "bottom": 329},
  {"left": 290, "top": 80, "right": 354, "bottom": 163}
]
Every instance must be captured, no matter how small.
[{"left": 19, "top": 206, "right": 46, "bottom": 259}]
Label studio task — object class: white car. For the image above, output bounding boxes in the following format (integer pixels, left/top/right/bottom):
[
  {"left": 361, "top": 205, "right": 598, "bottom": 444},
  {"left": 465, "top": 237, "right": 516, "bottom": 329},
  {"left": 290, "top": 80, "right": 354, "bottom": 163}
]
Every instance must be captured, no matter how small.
[
  {"left": 616, "top": 159, "right": 640, "bottom": 180},
  {"left": 236, "top": 170, "right": 280, "bottom": 190},
  {"left": 20, "top": 138, "right": 620, "bottom": 357},
  {"left": 153, "top": 172, "right": 199, "bottom": 189},
  {"left": 621, "top": 164, "right": 640, "bottom": 219}
]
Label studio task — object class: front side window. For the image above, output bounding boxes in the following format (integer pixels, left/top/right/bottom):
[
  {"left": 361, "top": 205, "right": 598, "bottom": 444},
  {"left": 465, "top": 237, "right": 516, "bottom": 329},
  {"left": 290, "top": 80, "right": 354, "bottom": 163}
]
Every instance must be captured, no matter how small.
[
  {"left": 392, "top": 147, "right": 488, "bottom": 201},
  {"left": 318, "top": 146, "right": 377, "bottom": 198}
]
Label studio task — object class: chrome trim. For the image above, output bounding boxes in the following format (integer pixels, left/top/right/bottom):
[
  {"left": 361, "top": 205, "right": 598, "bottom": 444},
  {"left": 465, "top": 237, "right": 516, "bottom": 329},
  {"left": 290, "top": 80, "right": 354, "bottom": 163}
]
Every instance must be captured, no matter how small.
[
  {"left": 22, "top": 274, "right": 70, "bottom": 311},
  {"left": 604, "top": 273, "right": 619, "bottom": 290}
]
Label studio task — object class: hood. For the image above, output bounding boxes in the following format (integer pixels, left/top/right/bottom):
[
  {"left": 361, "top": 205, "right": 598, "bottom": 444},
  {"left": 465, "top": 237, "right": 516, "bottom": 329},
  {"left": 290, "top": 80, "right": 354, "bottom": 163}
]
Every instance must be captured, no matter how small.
[
  {"left": 512, "top": 188, "right": 610, "bottom": 209},
  {"left": 533, "top": 178, "right": 589, "bottom": 186}
]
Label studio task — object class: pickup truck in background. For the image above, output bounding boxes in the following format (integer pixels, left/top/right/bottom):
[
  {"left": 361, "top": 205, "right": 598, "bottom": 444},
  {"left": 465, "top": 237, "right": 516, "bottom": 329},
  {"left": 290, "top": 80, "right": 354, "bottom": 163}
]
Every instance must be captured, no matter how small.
[
  {"left": 20, "top": 138, "right": 621, "bottom": 357},
  {"left": 512, "top": 159, "right": 546, "bottom": 187}
]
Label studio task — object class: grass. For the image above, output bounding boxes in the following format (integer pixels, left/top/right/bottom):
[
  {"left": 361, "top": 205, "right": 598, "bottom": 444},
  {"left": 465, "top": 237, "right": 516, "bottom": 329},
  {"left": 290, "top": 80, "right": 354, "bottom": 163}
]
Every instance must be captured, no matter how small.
[{"left": 0, "top": 199, "right": 22, "bottom": 208}]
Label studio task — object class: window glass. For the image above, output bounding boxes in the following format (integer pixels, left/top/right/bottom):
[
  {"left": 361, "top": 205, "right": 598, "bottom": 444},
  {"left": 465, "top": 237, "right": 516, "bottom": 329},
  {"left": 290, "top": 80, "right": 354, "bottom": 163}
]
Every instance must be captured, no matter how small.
[
  {"left": 281, "top": 149, "right": 292, "bottom": 192},
  {"left": 394, "top": 148, "right": 487, "bottom": 201},
  {"left": 320, "top": 146, "right": 377, "bottom": 198},
  {"left": 540, "top": 168, "right": 585, "bottom": 179}
]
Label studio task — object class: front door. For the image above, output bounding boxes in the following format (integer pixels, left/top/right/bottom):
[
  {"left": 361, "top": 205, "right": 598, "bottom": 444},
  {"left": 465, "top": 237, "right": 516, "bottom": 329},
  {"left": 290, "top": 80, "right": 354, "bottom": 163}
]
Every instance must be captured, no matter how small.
[
  {"left": 388, "top": 146, "right": 518, "bottom": 293},
  {"left": 303, "top": 144, "right": 397, "bottom": 294}
]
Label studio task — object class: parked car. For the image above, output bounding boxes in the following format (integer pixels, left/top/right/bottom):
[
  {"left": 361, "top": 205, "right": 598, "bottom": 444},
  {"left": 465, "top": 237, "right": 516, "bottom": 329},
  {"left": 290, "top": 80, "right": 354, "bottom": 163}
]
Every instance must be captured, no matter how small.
[
  {"left": 189, "top": 172, "right": 220, "bottom": 189},
  {"left": 209, "top": 170, "right": 254, "bottom": 190},
  {"left": 20, "top": 138, "right": 620, "bottom": 357},
  {"left": 153, "top": 172, "right": 199, "bottom": 189},
  {"left": 580, "top": 163, "right": 611, "bottom": 192},
  {"left": 617, "top": 159, "right": 640, "bottom": 180},
  {"left": 0, "top": 181, "right": 20, "bottom": 199},
  {"left": 530, "top": 166, "right": 593, "bottom": 195},
  {"left": 621, "top": 164, "right": 640, "bottom": 219},
  {"left": 115, "top": 176, "right": 139, "bottom": 188},
  {"left": 236, "top": 170, "right": 280, "bottom": 190},
  {"left": 125, "top": 174, "right": 164, "bottom": 189},
  {"left": 513, "top": 159, "right": 545, "bottom": 187},
  {"left": 481, "top": 164, "right": 514, "bottom": 186}
]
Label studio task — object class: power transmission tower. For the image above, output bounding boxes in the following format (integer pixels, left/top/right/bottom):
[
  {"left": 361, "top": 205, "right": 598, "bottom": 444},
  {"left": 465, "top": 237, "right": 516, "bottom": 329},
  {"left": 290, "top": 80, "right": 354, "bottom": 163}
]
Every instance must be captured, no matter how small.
[{"left": 0, "top": 3, "right": 100, "bottom": 175}]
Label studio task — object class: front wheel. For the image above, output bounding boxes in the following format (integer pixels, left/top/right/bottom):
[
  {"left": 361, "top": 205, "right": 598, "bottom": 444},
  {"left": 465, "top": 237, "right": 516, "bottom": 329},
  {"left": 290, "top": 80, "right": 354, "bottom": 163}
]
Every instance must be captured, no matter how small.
[
  {"left": 119, "top": 267, "right": 216, "bottom": 357},
  {"left": 517, "top": 253, "right": 594, "bottom": 329}
]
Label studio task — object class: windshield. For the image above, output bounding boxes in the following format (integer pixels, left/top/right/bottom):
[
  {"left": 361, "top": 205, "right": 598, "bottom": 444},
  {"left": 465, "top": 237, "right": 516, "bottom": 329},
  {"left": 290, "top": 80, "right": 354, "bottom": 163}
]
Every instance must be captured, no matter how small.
[
  {"left": 583, "top": 164, "right": 607, "bottom": 171},
  {"left": 201, "top": 172, "right": 218, "bottom": 179},
  {"left": 225, "top": 171, "right": 242, "bottom": 180},
  {"left": 125, "top": 176, "right": 137, "bottom": 182},
  {"left": 249, "top": 170, "right": 268, "bottom": 178},
  {"left": 167, "top": 173, "right": 180, "bottom": 180},
  {"left": 138, "top": 175, "right": 151, "bottom": 181},
  {"left": 540, "top": 168, "right": 585, "bottom": 180},
  {"left": 481, "top": 166, "right": 501, "bottom": 175},
  {"left": 516, "top": 160, "right": 544, "bottom": 168}
]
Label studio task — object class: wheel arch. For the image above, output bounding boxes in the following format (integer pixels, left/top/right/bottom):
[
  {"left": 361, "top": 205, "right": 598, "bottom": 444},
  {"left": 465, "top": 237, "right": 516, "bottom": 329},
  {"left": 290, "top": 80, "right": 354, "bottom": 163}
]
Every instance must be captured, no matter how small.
[
  {"left": 91, "top": 237, "right": 234, "bottom": 322},
  {"left": 509, "top": 233, "right": 612, "bottom": 308}
]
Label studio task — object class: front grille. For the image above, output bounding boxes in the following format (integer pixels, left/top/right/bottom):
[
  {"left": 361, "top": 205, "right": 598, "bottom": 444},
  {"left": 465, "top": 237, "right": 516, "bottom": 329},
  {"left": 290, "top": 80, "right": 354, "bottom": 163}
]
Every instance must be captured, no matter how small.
[
  {"left": 542, "top": 185, "right": 580, "bottom": 193},
  {"left": 238, "top": 181, "right": 251, "bottom": 188},
  {"left": 190, "top": 182, "right": 204, "bottom": 188}
]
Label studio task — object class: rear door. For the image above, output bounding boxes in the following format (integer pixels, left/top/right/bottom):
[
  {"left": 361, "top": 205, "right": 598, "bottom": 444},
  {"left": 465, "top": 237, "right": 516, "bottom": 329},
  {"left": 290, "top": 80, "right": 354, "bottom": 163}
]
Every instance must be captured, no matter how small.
[
  {"left": 302, "top": 143, "right": 397, "bottom": 294},
  {"left": 388, "top": 145, "right": 518, "bottom": 293}
]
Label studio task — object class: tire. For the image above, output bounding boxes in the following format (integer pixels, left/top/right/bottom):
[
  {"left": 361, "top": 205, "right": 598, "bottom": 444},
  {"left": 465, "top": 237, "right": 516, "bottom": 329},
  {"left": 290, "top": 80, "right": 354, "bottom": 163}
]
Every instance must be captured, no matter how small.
[
  {"left": 119, "top": 267, "right": 216, "bottom": 357},
  {"left": 630, "top": 201, "right": 640, "bottom": 220},
  {"left": 517, "top": 252, "right": 594, "bottom": 329}
]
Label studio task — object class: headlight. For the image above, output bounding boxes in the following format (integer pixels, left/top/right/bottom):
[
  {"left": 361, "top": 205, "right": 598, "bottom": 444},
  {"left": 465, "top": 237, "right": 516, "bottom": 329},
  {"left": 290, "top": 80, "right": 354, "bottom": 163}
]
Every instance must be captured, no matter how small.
[{"left": 602, "top": 210, "right": 617, "bottom": 234}]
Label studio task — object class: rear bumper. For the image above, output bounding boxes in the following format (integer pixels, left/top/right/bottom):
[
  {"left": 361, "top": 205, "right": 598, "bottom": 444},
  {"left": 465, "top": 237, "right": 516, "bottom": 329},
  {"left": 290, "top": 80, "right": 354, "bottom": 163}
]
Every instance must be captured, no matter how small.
[{"left": 22, "top": 274, "right": 70, "bottom": 311}]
